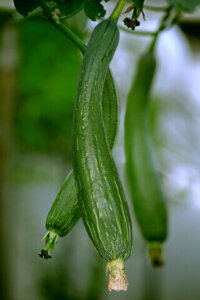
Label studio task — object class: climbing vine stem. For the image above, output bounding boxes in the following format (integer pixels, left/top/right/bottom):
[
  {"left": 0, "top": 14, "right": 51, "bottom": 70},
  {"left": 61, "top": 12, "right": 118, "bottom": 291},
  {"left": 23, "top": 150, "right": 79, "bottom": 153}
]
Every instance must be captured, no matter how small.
[
  {"left": 149, "top": 5, "right": 174, "bottom": 52},
  {"left": 38, "top": 0, "right": 86, "bottom": 54}
]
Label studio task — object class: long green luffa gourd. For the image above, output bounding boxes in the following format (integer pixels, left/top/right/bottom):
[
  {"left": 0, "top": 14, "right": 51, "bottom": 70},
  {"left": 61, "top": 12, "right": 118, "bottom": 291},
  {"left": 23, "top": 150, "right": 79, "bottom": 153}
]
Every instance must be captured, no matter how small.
[
  {"left": 73, "top": 19, "right": 132, "bottom": 291},
  {"left": 39, "top": 45, "right": 118, "bottom": 259},
  {"left": 124, "top": 51, "right": 167, "bottom": 267}
]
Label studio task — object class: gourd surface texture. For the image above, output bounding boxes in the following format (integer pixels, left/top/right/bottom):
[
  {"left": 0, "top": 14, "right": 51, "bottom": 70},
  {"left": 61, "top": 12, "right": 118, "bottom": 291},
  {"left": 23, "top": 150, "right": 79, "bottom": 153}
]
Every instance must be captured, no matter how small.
[
  {"left": 124, "top": 52, "right": 167, "bottom": 266},
  {"left": 73, "top": 19, "right": 132, "bottom": 290}
]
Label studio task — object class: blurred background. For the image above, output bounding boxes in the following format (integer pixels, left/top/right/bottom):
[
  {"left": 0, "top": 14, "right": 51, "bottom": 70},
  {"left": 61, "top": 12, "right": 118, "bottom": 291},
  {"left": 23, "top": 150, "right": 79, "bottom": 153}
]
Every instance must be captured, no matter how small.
[{"left": 0, "top": 0, "right": 200, "bottom": 299}]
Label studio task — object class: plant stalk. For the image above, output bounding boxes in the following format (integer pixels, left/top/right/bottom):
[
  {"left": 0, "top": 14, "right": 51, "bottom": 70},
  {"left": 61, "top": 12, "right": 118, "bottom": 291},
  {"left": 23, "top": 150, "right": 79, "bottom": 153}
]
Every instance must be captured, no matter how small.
[
  {"left": 110, "top": 0, "right": 127, "bottom": 22},
  {"left": 38, "top": 0, "right": 86, "bottom": 54},
  {"left": 149, "top": 6, "right": 173, "bottom": 52}
]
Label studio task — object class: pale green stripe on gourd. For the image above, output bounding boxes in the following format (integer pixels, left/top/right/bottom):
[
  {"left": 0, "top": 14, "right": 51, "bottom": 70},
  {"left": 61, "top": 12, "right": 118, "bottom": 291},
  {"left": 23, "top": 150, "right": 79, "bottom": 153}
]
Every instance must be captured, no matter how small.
[
  {"left": 73, "top": 19, "right": 132, "bottom": 291},
  {"left": 39, "top": 48, "right": 118, "bottom": 259},
  {"left": 124, "top": 51, "right": 167, "bottom": 267}
]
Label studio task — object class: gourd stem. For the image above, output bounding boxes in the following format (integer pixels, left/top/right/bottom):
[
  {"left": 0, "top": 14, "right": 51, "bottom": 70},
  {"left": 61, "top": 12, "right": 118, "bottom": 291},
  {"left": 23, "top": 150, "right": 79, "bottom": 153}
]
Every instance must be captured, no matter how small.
[
  {"left": 148, "top": 242, "right": 164, "bottom": 267},
  {"left": 109, "top": 0, "right": 127, "bottom": 23},
  {"left": 39, "top": 231, "right": 60, "bottom": 259},
  {"left": 107, "top": 258, "right": 128, "bottom": 291},
  {"left": 38, "top": 0, "right": 86, "bottom": 54},
  {"left": 149, "top": 5, "right": 173, "bottom": 53}
]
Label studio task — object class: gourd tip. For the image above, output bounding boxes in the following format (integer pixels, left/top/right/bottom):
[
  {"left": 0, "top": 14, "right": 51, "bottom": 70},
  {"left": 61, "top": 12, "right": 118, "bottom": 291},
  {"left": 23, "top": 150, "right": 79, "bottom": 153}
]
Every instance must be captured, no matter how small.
[
  {"left": 107, "top": 258, "right": 128, "bottom": 291},
  {"left": 39, "top": 231, "right": 59, "bottom": 259},
  {"left": 38, "top": 249, "right": 52, "bottom": 259},
  {"left": 148, "top": 242, "right": 165, "bottom": 267}
]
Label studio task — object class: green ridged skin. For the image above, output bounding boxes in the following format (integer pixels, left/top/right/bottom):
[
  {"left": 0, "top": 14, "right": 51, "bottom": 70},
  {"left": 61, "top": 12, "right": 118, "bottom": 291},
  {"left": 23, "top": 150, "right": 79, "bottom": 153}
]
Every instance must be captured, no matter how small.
[
  {"left": 73, "top": 19, "right": 132, "bottom": 264},
  {"left": 102, "top": 69, "right": 118, "bottom": 149},
  {"left": 40, "top": 46, "right": 118, "bottom": 259},
  {"left": 124, "top": 52, "right": 167, "bottom": 266},
  {"left": 46, "top": 170, "right": 79, "bottom": 237}
]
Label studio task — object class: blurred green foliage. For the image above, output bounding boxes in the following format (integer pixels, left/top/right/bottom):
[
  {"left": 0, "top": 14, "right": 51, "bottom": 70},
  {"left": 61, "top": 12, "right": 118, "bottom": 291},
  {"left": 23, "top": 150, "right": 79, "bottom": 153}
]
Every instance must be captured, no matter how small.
[
  {"left": 13, "top": 0, "right": 109, "bottom": 20},
  {"left": 84, "top": 0, "right": 107, "bottom": 21},
  {"left": 50, "top": 0, "right": 85, "bottom": 16},
  {"left": 40, "top": 265, "right": 75, "bottom": 300},
  {"left": 0, "top": 11, "right": 12, "bottom": 27},
  {"left": 39, "top": 253, "right": 104, "bottom": 300},
  {"left": 168, "top": 0, "right": 200, "bottom": 12},
  {"left": 13, "top": 0, "right": 38, "bottom": 17},
  {"left": 15, "top": 17, "right": 83, "bottom": 159}
]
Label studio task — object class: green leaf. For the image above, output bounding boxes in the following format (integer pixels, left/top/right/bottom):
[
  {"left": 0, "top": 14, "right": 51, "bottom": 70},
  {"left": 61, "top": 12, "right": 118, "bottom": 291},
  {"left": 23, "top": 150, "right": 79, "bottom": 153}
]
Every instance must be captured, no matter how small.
[
  {"left": 167, "top": 0, "right": 199, "bottom": 12},
  {"left": 13, "top": 0, "right": 38, "bottom": 17},
  {"left": 48, "top": 0, "right": 85, "bottom": 16},
  {"left": 84, "top": 0, "right": 106, "bottom": 21}
]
